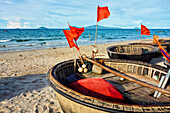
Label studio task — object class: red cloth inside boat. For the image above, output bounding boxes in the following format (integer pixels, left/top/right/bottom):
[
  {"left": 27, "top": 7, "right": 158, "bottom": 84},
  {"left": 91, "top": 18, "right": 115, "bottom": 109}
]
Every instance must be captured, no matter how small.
[{"left": 68, "top": 78, "right": 124, "bottom": 103}]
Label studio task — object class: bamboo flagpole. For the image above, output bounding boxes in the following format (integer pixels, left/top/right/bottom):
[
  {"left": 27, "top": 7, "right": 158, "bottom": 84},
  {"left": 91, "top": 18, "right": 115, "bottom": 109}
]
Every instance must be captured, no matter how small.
[
  {"left": 140, "top": 24, "right": 142, "bottom": 43},
  {"left": 74, "top": 40, "right": 84, "bottom": 65},
  {"left": 74, "top": 40, "right": 88, "bottom": 73},
  {"left": 71, "top": 48, "right": 80, "bottom": 68},
  {"left": 92, "top": 22, "right": 99, "bottom": 59},
  {"left": 71, "top": 48, "right": 84, "bottom": 73},
  {"left": 94, "top": 22, "right": 98, "bottom": 47}
]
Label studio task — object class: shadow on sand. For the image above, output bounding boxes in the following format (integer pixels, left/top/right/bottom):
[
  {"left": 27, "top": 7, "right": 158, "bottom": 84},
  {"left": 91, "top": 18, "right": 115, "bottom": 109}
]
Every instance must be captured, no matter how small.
[{"left": 0, "top": 73, "right": 48, "bottom": 102}]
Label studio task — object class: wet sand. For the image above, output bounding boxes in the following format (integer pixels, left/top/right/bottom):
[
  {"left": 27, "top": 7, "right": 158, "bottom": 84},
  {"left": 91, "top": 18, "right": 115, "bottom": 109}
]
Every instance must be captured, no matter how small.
[{"left": 0, "top": 38, "right": 169, "bottom": 113}]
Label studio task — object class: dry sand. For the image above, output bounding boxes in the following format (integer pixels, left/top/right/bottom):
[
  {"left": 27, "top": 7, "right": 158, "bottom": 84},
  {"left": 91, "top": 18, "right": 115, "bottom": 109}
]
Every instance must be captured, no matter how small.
[{"left": 0, "top": 39, "right": 169, "bottom": 113}]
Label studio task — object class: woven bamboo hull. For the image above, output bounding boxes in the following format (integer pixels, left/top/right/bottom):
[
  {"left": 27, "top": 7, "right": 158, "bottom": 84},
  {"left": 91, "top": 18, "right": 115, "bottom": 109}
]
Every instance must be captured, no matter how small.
[
  {"left": 107, "top": 45, "right": 158, "bottom": 62},
  {"left": 159, "top": 39, "right": 170, "bottom": 52},
  {"left": 55, "top": 92, "right": 108, "bottom": 113},
  {"left": 128, "top": 42, "right": 170, "bottom": 57},
  {"left": 47, "top": 59, "right": 170, "bottom": 113}
]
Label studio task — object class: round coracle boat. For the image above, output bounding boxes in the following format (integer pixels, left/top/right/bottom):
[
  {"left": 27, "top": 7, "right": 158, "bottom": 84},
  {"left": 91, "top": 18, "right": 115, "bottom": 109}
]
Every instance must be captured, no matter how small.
[
  {"left": 128, "top": 42, "right": 170, "bottom": 57},
  {"left": 106, "top": 45, "right": 158, "bottom": 62},
  {"left": 156, "top": 39, "right": 170, "bottom": 52},
  {"left": 47, "top": 58, "right": 170, "bottom": 113}
]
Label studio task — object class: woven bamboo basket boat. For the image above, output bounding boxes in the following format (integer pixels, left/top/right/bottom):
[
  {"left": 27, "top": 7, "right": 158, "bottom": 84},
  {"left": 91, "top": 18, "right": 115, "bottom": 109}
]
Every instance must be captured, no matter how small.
[
  {"left": 159, "top": 38, "right": 170, "bottom": 51},
  {"left": 47, "top": 58, "right": 170, "bottom": 113},
  {"left": 129, "top": 43, "right": 170, "bottom": 57},
  {"left": 128, "top": 41, "right": 170, "bottom": 57},
  {"left": 106, "top": 45, "right": 158, "bottom": 62}
]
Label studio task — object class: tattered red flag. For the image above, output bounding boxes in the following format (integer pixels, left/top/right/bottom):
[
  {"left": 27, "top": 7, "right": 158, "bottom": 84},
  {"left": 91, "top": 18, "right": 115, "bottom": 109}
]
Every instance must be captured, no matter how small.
[
  {"left": 97, "top": 6, "right": 110, "bottom": 22},
  {"left": 141, "top": 24, "right": 150, "bottom": 35},
  {"left": 68, "top": 24, "right": 84, "bottom": 41},
  {"left": 63, "top": 29, "right": 79, "bottom": 50}
]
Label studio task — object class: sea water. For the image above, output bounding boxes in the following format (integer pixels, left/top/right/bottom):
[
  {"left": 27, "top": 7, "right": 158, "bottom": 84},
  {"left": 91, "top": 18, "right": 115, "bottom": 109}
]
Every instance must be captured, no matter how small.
[{"left": 0, "top": 29, "right": 170, "bottom": 52}]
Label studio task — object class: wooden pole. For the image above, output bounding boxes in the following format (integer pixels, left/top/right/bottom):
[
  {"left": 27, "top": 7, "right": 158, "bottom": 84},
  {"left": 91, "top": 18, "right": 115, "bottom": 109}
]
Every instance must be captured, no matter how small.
[
  {"left": 82, "top": 56, "right": 170, "bottom": 95},
  {"left": 74, "top": 40, "right": 84, "bottom": 64},
  {"left": 140, "top": 24, "right": 142, "bottom": 43},
  {"left": 156, "top": 69, "right": 170, "bottom": 97},
  {"left": 71, "top": 49, "right": 80, "bottom": 68},
  {"left": 153, "top": 76, "right": 165, "bottom": 97},
  {"left": 94, "top": 22, "right": 98, "bottom": 47}
]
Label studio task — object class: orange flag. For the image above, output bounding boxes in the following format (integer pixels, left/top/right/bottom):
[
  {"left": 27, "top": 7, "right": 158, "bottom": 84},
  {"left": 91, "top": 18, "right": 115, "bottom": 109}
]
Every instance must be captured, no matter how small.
[
  {"left": 68, "top": 24, "right": 84, "bottom": 41},
  {"left": 63, "top": 29, "right": 79, "bottom": 50},
  {"left": 153, "top": 35, "right": 159, "bottom": 44},
  {"left": 141, "top": 24, "right": 150, "bottom": 35},
  {"left": 153, "top": 35, "right": 170, "bottom": 62},
  {"left": 97, "top": 6, "right": 110, "bottom": 22}
]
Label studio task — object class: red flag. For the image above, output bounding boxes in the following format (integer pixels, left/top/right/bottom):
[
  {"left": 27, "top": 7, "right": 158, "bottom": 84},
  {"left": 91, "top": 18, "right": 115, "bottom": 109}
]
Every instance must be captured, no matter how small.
[
  {"left": 68, "top": 24, "right": 84, "bottom": 41},
  {"left": 97, "top": 6, "right": 110, "bottom": 22},
  {"left": 63, "top": 29, "right": 79, "bottom": 50},
  {"left": 141, "top": 24, "right": 150, "bottom": 35}
]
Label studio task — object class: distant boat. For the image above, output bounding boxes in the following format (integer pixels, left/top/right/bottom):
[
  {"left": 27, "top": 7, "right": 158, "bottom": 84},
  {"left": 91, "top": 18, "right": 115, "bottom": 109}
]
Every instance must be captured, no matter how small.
[
  {"left": 136, "top": 30, "right": 140, "bottom": 31},
  {"left": 3, "top": 30, "right": 7, "bottom": 32},
  {"left": 157, "top": 31, "right": 165, "bottom": 33}
]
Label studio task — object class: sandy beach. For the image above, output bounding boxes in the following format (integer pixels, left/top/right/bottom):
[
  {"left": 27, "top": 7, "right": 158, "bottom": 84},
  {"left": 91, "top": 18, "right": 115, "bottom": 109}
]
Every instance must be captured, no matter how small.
[{"left": 0, "top": 38, "right": 169, "bottom": 113}]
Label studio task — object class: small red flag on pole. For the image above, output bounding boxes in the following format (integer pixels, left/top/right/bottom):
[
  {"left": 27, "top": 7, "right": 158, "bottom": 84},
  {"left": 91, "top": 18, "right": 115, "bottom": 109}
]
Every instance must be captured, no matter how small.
[
  {"left": 141, "top": 24, "right": 150, "bottom": 35},
  {"left": 97, "top": 6, "right": 110, "bottom": 22},
  {"left": 64, "top": 24, "right": 85, "bottom": 66},
  {"left": 68, "top": 24, "right": 84, "bottom": 41},
  {"left": 63, "top": 29, "right": 79, "bottom": 50},
  {"left": 95, "top": 5, "right": 110, "bottom": 47}
]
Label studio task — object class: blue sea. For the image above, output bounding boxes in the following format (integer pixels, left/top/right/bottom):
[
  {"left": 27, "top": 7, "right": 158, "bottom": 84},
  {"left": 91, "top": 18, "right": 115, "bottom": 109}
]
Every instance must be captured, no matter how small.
[{"left": 0, "top": 29, "right": 170, "bottom": 52}]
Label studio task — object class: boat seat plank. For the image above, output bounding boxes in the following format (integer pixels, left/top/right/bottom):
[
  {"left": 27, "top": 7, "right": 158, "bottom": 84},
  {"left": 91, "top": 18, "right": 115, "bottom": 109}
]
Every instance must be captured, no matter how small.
[{"left": 124, "top": 72, "right": 170, "bottom": 90}]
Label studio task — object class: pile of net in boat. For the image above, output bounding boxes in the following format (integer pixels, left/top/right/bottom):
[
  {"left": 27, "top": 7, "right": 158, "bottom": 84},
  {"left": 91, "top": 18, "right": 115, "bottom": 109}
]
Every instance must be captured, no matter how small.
[{"left": 68, "top": 78, "right": 125, "bottom": 103}]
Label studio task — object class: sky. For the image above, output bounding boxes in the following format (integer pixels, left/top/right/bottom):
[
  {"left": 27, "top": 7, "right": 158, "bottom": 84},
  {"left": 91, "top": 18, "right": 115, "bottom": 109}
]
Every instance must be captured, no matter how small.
[{"left": 0, "top": 0, "right": 170, "bottom": 29}]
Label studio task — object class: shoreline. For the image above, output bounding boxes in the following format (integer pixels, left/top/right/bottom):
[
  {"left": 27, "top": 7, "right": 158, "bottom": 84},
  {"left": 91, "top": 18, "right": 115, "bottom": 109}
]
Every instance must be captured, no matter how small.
[
  {"left": 0, "top": 38, "right": 169, "bottom": 112},
  {"left": 0, "top": 37, "right": 169, "bottom": 54}
]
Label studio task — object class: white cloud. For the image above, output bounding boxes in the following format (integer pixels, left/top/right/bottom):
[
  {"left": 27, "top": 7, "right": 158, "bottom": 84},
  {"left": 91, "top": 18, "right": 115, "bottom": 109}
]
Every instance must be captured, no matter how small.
[
  {"left": 22, "top": 22, "right": 30, "bottom": 28},
  {"left": 133, "top": 20, "right": 142, "bottom": 25},
  {"left": 7, "top": 21, "right": 21, "bottom": 28},
  {"left": 6, "top": 21, "right": 31, "bottom": 29}
]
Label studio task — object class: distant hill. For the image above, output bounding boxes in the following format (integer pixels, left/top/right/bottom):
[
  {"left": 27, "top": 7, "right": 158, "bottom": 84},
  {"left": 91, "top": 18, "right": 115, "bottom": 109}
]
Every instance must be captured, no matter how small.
[
  {"left": 85, "top": 25, "right": 121, "bottom": 29},
  {"left": 38, "top": 27, "right": 48, "bottom": 29},
  {"left": 134, "top": 27, "right": 140, "bottom": 29}
]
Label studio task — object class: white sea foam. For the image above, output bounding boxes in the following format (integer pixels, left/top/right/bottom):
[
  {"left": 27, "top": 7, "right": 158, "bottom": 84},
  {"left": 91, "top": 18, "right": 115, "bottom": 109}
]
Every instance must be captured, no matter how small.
[{"left": 0, "top": 40, "right": 10, "bottom": 43}]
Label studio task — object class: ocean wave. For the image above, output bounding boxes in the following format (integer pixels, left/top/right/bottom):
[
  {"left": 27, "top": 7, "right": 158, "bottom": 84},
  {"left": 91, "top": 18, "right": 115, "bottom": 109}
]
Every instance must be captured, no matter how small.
[
  {"left": 15, "top": 39, "right": 31, "bottom": 42},
  {"left": 0, "top": 40, "right": 11, "bottom": 43},
  {"left": 0, "top": 43, "right": 38, "bottom": 48},
  {"left": 12, "top": 38, "right": 63, "bottom": 42}
]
